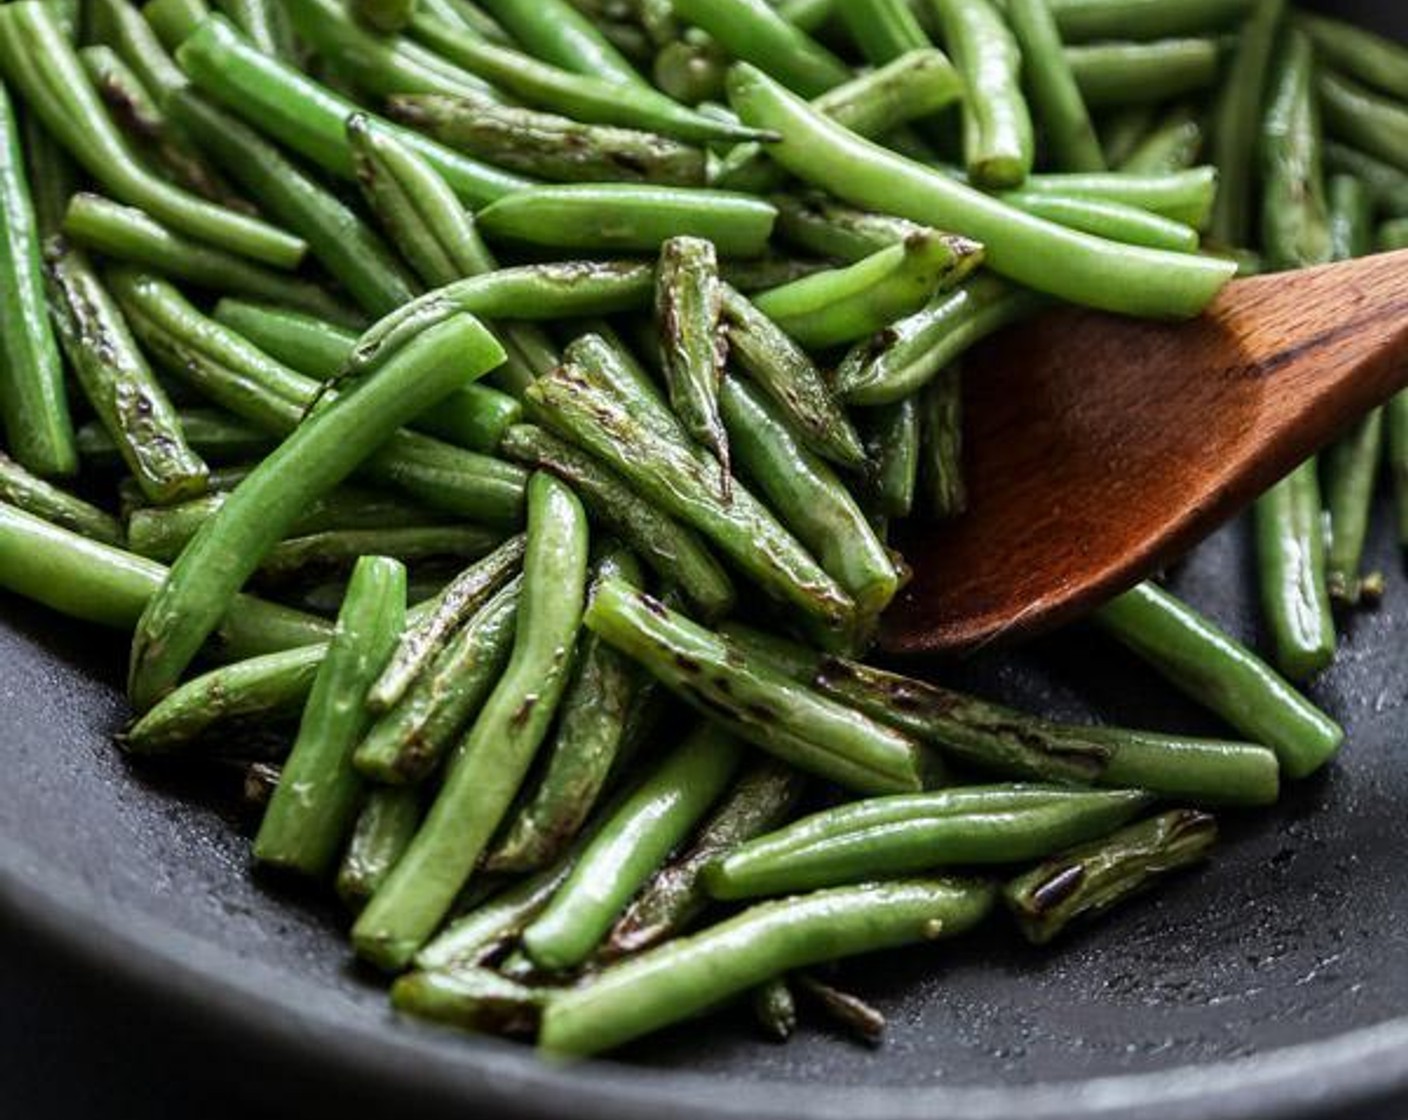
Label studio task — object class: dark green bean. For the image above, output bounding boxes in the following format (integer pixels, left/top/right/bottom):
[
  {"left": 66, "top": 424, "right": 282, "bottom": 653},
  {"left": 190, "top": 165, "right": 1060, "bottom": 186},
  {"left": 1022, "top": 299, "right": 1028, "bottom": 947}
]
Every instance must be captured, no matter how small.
[
  {"left": 0, "top": 3, "right": 303, "bottom": 267},
  {"left": 353, "top": 0, "right": 419, "bottom": 33},
  {"left": 1093, "top": 581, "right": 1343, "bottom": 778},
  {"left": 391, "top": 968, "right": 545, "bottom": 1037},
  {"left": 656, "top": 236, "right": 729, "bottom": 476},
  {"left": 538, "top": 878, "right": 996, "bottom": 1056},
  {"left": 653, "top": 37, "right": 728, "bottom": 107},
  {"left": 1260, "top": 29, "right": 1332, "bottom": 271},
  {"left": 1389, "top": 393, "right": 1408, "bottom": 549},
  {"left": 727, "top": 65, "right": 1236, "bottom": 317},
  {"left": 835, "top": 274, "right": 1044, "bottom": 406},
  {"left": 585, "top": 579, "right": 923, "bottom": 793},
  {"left": 0, "top": 78, "right": 75, "bottom": 477},
  {"left": 1380, "top": 218, "right": 1408, "bottom": 251},
  {"left": 753, "top": 977, "right": 797, "bottom": 1041},
  {"left": 254, "top": 556, "right": 405, "bottom": 877},
  {"left": 337, "top": 787, "right": 423, "bottom": 909},
  {"left": 89, "top": 0, "right": 187, "bottom": 100},
  {"left": 354, "top": 576, "right": 521, "bottom": 784},
  {"left": 1318, "top": 69, "right": 1408, "bottom": 177},
  {"left": 1066, "top": 38, "right": 1223, "bottom": 108},
  {"left": 62, "top": 193, "right": 353, "bottom": 322},
  {"left": 1007, "top": 0, "right": 1104, "bottom": 172},
  {"left": 837, "top": 0, "right": 928, "bottom": 65},
  {"left": 76, "top": 409, "right": 270, "bottom": 468},
  {"left": 671, "top": 0, "right": 850, "bottom": 97},
  {"left": 753, "top": 230, "right": 985, "bottom": 349},
  {"left": 0, "top": 500, "right": 330, "bottom": 655},
  {"left": 861, "top": 399, "right": 920, "bottom": 519},
  {"left": 1120, "top": 104, "right": 1205, "bottom": 174},
  {"left": 1208, "top": 0, "right": 1286, "bottom": 246},
  {"left": 772, "top": 192, "right": 927, "bottom": 263},
  {"left": 605, "top": 760, "right": 804, "bottom": 959},
  {"left": 708, "top": 784, "right": 1152, "bottom": 898},
  {"left": 126, "top": 311, "right": 505, "bottom": 711},
  {"left": 521, "top": 722, "right": 743, "bottom": 970},
  {"left": 44, "top": 240, "right": 208, "bottom": 504},
  {"left": 918, "top": 364, "right": 966, "bottom": 519},
  {"left": 176, "top": 15, "right": 527, "bottom": 205},
  {"left": 498, "top": 424, "right": 735, "bottom": 621},
  {"left": 1004, "top": 810, "right": 1217, "bottom": 944},
  {"left": 1300, "top": 12, "right": 1408, "bottom": 103},
  {"left": 0, "top": 452, "right": 122, "bottom": 545},
  {"left": 351, "top": 473, "right": 589, "bottom": 971},
  {"left": 216, "top": 0, "right": 298, "bottom": 60},
  {"left": 486, "top": 549, "right": 650, "bottom": 873},
  {"left": 408, "top": 8, "right": 770, "bottom": 144},
  {"left": 1045, "top": 0, "right": 1253, "bottom": 42}
]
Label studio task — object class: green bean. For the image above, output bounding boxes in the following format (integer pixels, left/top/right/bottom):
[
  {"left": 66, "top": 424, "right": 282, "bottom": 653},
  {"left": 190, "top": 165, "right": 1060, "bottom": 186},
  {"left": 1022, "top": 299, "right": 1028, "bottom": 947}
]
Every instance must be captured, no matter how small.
[
  {"left": 123, "top": 645, "right": 323, "bottom": 754},
  {"left": 486, "top": 550, "right": 650, "bottom": 874},
  {"left": 342, "top": 260, "right": 652, "bottom": 398},
  {"left": 144, "top": 0, "right": 210, "bottom": 47},
  {"left": 0, "top": 501, "right": 330, "bottom": 654},
  {"left": 391, "top": 968, "right": 545, "bottom": 1036},
  {"left": 918, "top": 364, "right": 966, "bottom": 518},
  {"left": 835, "top": 274, "right": 1044, "bottom": 406},
  {"left": 722, "top": 286, "right": 866, "bottom": 467},
  {"left": 1007, "top": 0, "right": 1105, "bottom": 172},
  {"left": 1261, "top": 29, "right": 1332, "bottom": 272},
  {"left": 90, "top": 0, "right": 188, "bottom": 100},
  {"left": 111, "top": 272, "right": 529, "bottom": 515},
  {"left": 1318, "top": 70, "right": 1408, "bottom": 177},
  {"left": 721, "top": 376, "right": 898, "bottom": 618},
  {"left": 1006, "top": 167, "right": 1218, "bottom": 227},
  {"left": 653, "top": 37, "right": 728, "bottom": 107},
  {"left": 772, "top": 193, "right": 927, "bottom": 263},
  {"left": 176, "top": 15, "right": 527, "bottom": 206},
  {"left": 1254, "top": 461, "right": 1336, "bottom": 685},
  {"left": 61, "top": 194, "right": 353, "bottom": 323},
  {"left": 526, "top": 359, "right": 857, "bottom": 639},
  {"left": 368, "top": 535, "right": 525, "bottom": 711},
  {"left": 428, "top": 0, "right": 511, "bottom": 43},
  {"left": 0, "top": 4, "right": 302, "bottom": 268},
  {"left": 76, "top": 409, "right": 271, "bottom": 467},
  {"left": 1322, "top": 410, "right": 1384, "bottom": 608},
  {"left": 351, "top": 473, "right": 589, "bottom": 971},
  {"left": 713, "top": 50, "right": 965, "bottom": 194},
  {"left": 387, "top": 92, "right": 703, "bottom": 187},
  {"left": 837, "top": 0, "right": 929, "bottom": 65},
  {"left": 1066, "top": 38, "right": 1222, "bottom": 108},
  {"left": 498, "top": 424, "right": 735, "bottom": 621},
  {"left": 753, "top": 977, "right": 797, "bottom": 1041},
  {"left": 707, "top": 785, "right": 1152, "bottom": 899},
  {"left": 998, "top": 191, "right": 1201, "bottom": 252},
  {"left": 475, "top": 0, "right": 646, "bottom": 87},
  {"left": 254, "top": 556, "right": 405, "bottom": 877},
  {"left": 584, "top": 580, "right": 921, "bottom": 793},
  {"left": 930, "top": 0, "right": 1033, "bottom": 188},
  {"left": 408, "top": 9, "right": 770, "bottom": 145},
  {"left": 1004, "top": 810, "right": 1217, "bottom": 944},
  {"left": 724, "top": 624, "right": 1281, "bottom": 806},
  {"left": 727, "top": 64, "right": 1236, "bottom": 318},
  {"left": 19, "top": 99, "right": 74, "bottom": 240},
  {"left": 1093, "top": 581, "right": 1343, "bottom": 779},
  {"left": 337, "top": 787, "right": 423, "bottom": 909},
  {"left": 606, "top": 760, "right": 804, "bottom": 959},
  {"left": 1389, "top": 393, "right": 1408, "bottom": 548},
  {"left": 776, "top": 0, "right": 837, "bottom": 34},
  {"left": 78, "top": 43, "right": 243, "bottom": 211},
  {"left": 44, "top": 241, "right": 208, "bottom": 504},
  {"left": 167, "top": 92, "right": 418, "bottom": 317},
  {"left": 753, "top": 230, "right": 985, "bottom": 349},
  {"left": 256, "top": 526, "right": 503, "bottom": 587},
  {"left": 1098, "top": 105, "right": 1157, "bottom": 167},
  {"left": 861, "top": 399, "right": 920, "bottom": 519},
  {"left": 416, "top": 855, "right": 578, "bottom": 971},
  {"left": 475, "top": 184, "right": 776, "bottom": 257},
  {"left": 354, "top": 0, "right": 418, "bottom": 33},
  {"left": 126, "top": 311, "right": 505, "bottom": 711},
  {"left": 721, "top": 255, "right": 833, "bottom": 293},
  {"left": 1299, "top": 13, "right": 1408, "bottom": 103},
  {"left": 522, "top": 723, "right": 743, "bottom": 970},
  {"left": 671, "top": 0, "right": 849, "bottom": 97},
  {"left": 656, "top": 237, "right": 729, "bottom": 476},
  {"left": 1208, "top": 0, "right": 1286, "bottom": 246},
  {"left": 1381, "top": 218, "right": 1408, "bottom": 252},
  {"left": 1045, "top": 0, "right": 1252, "bottom": 42},
  {"left": 0, "top": 453, "right": 122, "bottom": 546},
  {"left": 539, "top": 878, "right": 995, "bottom": 1056},
  {"left": 215, "top": 0, "right": 298, "bottom": 60},
  {"left": 353, "top": 576, "right": 520, "bottom": 784},
  {"left": 1120, "top": 105, "right": 1204, "bottom": 174},
  {"left": 0, "top": 81, "right": 75, "bottom": 477}
]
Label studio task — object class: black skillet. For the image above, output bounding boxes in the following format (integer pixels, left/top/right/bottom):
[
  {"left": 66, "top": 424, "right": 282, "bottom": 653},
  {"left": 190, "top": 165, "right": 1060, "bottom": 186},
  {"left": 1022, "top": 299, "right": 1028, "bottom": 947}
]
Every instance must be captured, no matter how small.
[{"left": 4, "top": 3, "right": 1408, "bottom": 1116}]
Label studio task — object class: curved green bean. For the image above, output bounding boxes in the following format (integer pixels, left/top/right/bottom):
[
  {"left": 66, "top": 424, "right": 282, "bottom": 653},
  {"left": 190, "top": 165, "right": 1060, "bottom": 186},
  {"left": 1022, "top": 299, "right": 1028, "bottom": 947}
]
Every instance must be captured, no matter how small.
[
  {"left": 475, "top": 0, "right": 646, "bottom": 87},
  {"left": 671, "top": 0, "right": 850, "bottom": 97},
  {"left": 0, "top": 453, "right": 122, "bottom": 546}
]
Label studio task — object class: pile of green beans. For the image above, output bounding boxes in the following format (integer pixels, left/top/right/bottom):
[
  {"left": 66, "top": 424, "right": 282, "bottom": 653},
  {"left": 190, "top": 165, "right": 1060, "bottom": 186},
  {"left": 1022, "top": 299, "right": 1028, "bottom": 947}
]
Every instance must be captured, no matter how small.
[{"left": 0, "top": 0, "right": 1397, "bottom": 1062}]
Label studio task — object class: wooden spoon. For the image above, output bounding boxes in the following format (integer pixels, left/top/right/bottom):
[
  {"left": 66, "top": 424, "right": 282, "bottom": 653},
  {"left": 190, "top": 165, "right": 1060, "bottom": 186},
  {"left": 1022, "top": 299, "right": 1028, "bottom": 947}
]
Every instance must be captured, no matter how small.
[{"left": 882, "top": 248, "right": 1408, "bottom": 656}]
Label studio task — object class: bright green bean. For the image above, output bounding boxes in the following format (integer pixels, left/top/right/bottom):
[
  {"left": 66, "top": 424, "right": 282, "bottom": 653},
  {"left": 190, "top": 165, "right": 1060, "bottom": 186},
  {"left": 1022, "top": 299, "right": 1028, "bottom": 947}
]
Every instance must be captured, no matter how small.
[
  {"left": 475, "top": 0, "right": 646, "bottom": 87},
  {"left": 999, "top": 191, "right": 1201, "bottom": 252},
  {"left": 1007, "top": 0, "right": 1105, "bottom": 172},
  {"left": 672, "top": 0, "right": 850, "bottom": 97}
]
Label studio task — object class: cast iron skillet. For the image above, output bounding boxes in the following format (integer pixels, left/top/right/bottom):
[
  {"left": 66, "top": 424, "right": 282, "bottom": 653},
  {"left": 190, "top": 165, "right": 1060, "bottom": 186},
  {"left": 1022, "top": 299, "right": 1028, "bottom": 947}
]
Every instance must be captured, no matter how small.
[{"left": 4, "top": 5, "right": 1408, "bottom": 1116}]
